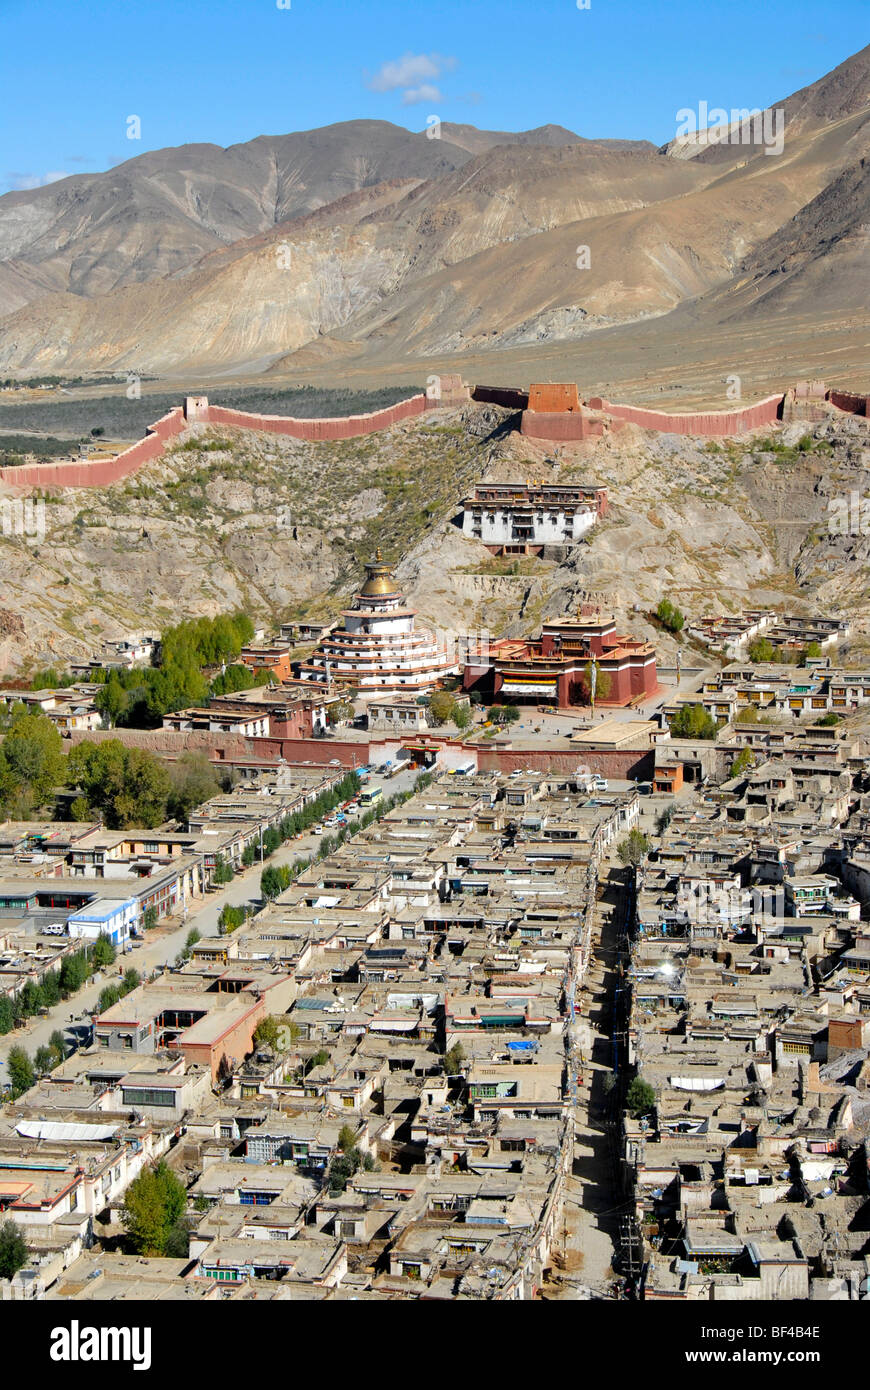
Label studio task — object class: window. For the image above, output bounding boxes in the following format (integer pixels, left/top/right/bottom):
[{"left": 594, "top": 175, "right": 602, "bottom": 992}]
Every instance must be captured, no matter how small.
[{"left": 122, "top": 1087, "right": 175, "bottom": 1108}]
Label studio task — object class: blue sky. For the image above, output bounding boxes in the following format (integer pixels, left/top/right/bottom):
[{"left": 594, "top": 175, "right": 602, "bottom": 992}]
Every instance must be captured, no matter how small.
[{"left": 0, "top": 0, "right": 863, "bottom": 193}]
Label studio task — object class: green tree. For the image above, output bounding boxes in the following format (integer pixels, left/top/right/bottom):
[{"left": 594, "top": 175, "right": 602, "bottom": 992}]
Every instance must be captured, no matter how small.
[
  {"left": 0, "top": 708, "right": 66, "bottom": 811},
  {"left": 181, "top": 929, "right": 200, "bottom": 961},
  {"left": 617, "top": 829, "right": 650, "bottom": 867},
  {"left": 0, "top": 1220, "right": 29, "bottom": 1279},
  {"left": 626, "top": 1076, "right": 656, "bottom": 1118},
  {"left": 59, "top": 950, "right": 89, "bottom": 996},
  {"left": 801, "top": 642, "right": 822, "bottom": 664},
  {"left": 94, "top": 673, "right": 130, "bottom": 727},
  {"left": 328, "top": 1151, "right": 359, "bottom": 1193},
  {"left": 212, "top": 854, "right": 234, "bottom": 885},
  {"left": 18, "top": 980, "right": 43, "bottom": 1017},
  {"left": 444, "top": 1042, "right": 465, "bottom": 1074},
  {"left": 68, "top": 740, "right": 171, "bottom": 828},
  {"left": 747, "top": 637, "right": 776, "bottom": 663},
  {"left": 670, "top": 703, "right": 719, "bottom": 740},
  {"left": 453, "top": 703, "right": 472, "bottom": 731},
  {"left": 49, "top": 1029, "right": 67, "bottom": 1059},
  {"left": 7, "top": 1046, "right": 35, "bottom": 1098},
  {"left": 121, "top": 969, "right": 140, "bottom": 995},
  {"left": 143, "top": 906, "right": 158, "bottom": 931},
  {"left": 656, "top": 598, "right": 684, "bottom": 633},
  {"left": 121, "top": 1160, "right": 188, "bottom": 1256},
  {"left": 218, "top": 903, "right": 246, "bottom": 934},
  {"left": 210, "top": 664, "right": 255, "bottom": 697},
  {"left": 97, "top": 985, "right": 121, "bottom": 1013},
  {"left": 260, "top": 865, "right": 281, "bottom": 900},
  {"left": 91, "top": 933, "right": 116, "bottom": 969},
  {"left": 488, "top": 704, "right": 520, "bottom": 725},
  {"left": 163, "top": 1217, "right": 191, "bottom": 1259},
  {"left": 35, "top": 1044, "right": 59, "bottom": 1074},
  {"left": 428, "top": 691, "right": 457, "bottom": 726},
  {"left": 730, "top": 746, "right": 754, "bottom": 778},
  {"left": 337, "top": 1124, "right": 358, "bottom": 1153},
  {"left": 167, "top": 751, "right": 220, "bottom": 823},
  {"left": 41, "top": 971, "right": 61, "bottom": 1007},
  {"left": 253, "top": 1016, "right": 282, "bottom": 1050},
  {"left": 0, "top": 997, "right": 13, "bottom": 1035}
]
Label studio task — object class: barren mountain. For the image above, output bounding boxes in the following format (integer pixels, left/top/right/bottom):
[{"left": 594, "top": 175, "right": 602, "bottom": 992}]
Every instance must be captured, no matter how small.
[
  {"left": 0, "top": 48, "right": 866, "bottom": 384},
  {"left": 690, "top": 157, "right": 870, "bottom": 322},
  {"left": 0, "top": 121, "right": 474, "bottom": 317},
  {"left": 662, "top": 42, "right": 870, "bottom": 163}
]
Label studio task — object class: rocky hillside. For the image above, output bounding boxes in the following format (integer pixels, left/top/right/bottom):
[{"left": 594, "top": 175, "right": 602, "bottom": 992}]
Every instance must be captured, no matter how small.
[{"left": 2, "top": 402, "right": 868, "bottom": 675}]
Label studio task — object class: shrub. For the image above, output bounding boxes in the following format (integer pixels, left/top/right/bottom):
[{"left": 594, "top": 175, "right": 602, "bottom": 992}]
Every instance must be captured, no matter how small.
[{"left": 656, "top": 598, "right": 684, "bottom": 633}]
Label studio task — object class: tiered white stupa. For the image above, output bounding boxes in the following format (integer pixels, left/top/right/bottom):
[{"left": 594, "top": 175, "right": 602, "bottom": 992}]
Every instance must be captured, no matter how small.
[{"left": 296, "top": 550, "right": 458, "bottom": 694}]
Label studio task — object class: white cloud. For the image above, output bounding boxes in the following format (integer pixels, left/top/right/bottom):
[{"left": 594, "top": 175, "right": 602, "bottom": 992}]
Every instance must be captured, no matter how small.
[
  {"left": 7, "top": 170, "right": 70, "bottom": 190},
  {"left": 367, "top": 52, "right": 457, "bottom": 103},
  {"left": 401, "top": 84, "right": 442, "bottom": 106}
]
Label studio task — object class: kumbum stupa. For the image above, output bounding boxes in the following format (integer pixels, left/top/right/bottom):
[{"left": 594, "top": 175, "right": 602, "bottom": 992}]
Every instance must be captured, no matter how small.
[{"left": 295, "top": 550, "right": 459, "bottom": 695}]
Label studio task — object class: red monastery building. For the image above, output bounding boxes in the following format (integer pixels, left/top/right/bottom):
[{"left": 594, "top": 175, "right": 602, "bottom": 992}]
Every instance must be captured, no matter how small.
[
  {"left": 295, "top": 551, "right": 459, "bottom": 696},
  {"left": 464, "top": 607, "right": 658, "bottom": 710}
]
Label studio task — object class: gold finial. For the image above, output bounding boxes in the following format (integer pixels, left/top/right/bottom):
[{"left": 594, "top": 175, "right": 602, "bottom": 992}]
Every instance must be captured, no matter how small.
[{"left": 375, "top": 547, "right": 382, "bottom": 562}]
